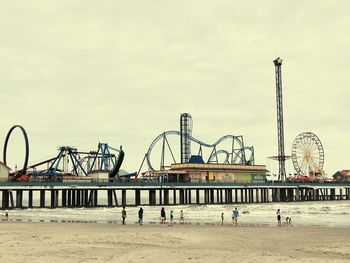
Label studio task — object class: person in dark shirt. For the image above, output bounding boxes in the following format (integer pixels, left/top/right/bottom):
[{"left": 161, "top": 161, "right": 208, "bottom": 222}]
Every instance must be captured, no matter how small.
[
  {"left": 160, "top": 207, "right": 166, "bottom": 225},
  {"left": 138, "top": 207, "right": 144, "bottom": 225},
  {"left": 122, "top": 206, "right": 127, "bottom": 225}
]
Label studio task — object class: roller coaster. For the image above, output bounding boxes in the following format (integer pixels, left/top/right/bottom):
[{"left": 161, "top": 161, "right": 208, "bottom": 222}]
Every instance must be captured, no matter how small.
[
  {"left": 139, "top": 113, "right": 255, "bottom": 174},
  {"left": 27, "top": 143, "right": 124, "bottom": 179},
  {"left": 2, "top": 125, "right": 125, "bottom": 182}
]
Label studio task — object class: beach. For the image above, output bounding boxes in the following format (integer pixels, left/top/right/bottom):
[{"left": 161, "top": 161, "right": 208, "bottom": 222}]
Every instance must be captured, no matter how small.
[{"left": 0, "top": 222, "right": 349, "bottom": 263}]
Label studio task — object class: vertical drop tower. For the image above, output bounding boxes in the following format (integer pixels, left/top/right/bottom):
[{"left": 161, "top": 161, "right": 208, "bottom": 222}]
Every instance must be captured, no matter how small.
[
  {"left": 180, "top": 113, "right": 193, "bottom": 163},
  {"left": 273, "top": 57, "right": 287, "bottom": 182}
]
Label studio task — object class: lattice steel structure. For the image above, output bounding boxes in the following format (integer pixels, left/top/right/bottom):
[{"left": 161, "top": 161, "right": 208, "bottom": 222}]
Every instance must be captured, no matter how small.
[
  {"left": 180, "top": 113, "right": 193, "bottom": 163},
  {"left": 273, "top": 57, "right": 287, "bottom": 182}
]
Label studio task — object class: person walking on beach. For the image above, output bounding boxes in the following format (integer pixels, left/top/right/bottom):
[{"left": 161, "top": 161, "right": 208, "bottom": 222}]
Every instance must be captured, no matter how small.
[
  {"left": 122, "top": 206, "right": 127, "bottom": 225},
  {"left": 233, "top": 208, "right": 239, "bottom": 225},
  {"left": 276, "top": 209, "right": 281, "bottom": 227},
  {"left": 170, "top": 210, "right": 174, "bottom": 225},
  {"left": 221, "top": 213, "right": 224, "bottom": 225},
  {"left": 138, "top": 207, "right": 143, "bottom": 225},
  {"left": 4, "top": 210, "right": 8, "bottom": 221},
  {"left": 160, "top": 207, "right": 166, "bottom": 225},
  {"left": 180, "top": 210, "right": 184, "bottom": 224}
]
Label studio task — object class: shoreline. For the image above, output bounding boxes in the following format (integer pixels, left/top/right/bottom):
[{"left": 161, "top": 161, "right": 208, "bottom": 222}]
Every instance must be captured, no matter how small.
[{"left": 1, "top": 218, "right": 349, "bottom": 229}]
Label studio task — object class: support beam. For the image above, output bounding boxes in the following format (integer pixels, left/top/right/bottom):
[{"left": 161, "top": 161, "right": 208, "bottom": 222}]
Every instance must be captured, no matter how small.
[
  {"left": 122, "top": 190, "right": 126, "bottom": 207},
  {"left": 40, "top": 190, "right": 45, "bottom": 208},
  {"left": 135, "top": 189, "right": 141, "bottom": 206},
  {"left": 28, "top": 190, "right": 33, "bottom": 208}
]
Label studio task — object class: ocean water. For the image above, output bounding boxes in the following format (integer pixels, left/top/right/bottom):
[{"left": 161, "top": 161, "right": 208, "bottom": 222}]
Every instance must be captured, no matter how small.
[{"left": 2, "top": 200, "right": 350, "bottom": 228}]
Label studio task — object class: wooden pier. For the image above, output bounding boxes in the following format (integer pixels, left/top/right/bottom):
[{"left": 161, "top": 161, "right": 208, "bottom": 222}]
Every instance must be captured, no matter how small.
[{"left": 1, "top": 182, "right": 350, "bottom": 209}]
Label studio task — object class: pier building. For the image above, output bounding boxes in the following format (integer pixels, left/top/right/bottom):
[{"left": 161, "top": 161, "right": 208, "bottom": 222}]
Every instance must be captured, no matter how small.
[
  {"left": 152, "top": 163, "right": 267, "bottom": 183},
  {"left": 333, "top": 170, "right": 350, "bottom": 182},
  {"left": 0, "top": 162, "right": 10, "bottom": 181}
]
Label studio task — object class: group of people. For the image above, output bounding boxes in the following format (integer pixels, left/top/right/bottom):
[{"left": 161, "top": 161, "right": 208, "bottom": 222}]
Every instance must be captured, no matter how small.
[
  {"left": 120, "top": 206, "right": 184, "bottom": 225},
  {"left": 120, "top": 206, "right": 291, "bottom": 226},
  {"left": 160, "top": 207, "right": 184, "bottom": 225},
  {"left": 221, "top": 207, "right": 240, "bottom": 225},
  {"left": 276, "top": 208, "right": 292, "bottom": 226}
]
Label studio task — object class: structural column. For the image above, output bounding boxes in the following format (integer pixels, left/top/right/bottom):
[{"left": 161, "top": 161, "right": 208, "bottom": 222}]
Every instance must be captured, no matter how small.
[
  {"left": 28, "top": 190, "right": 33, "bottom": 208},
  {"left": 204, "top": 189, "right": 209, "bottom": 204},
  {"left": 179, "top": 189, "right": 185, "bottom": 205},
  {"left": 163, "top": 189, "right": 169, "bottom": 205},
  {"left": 135, "top": 189, "right": 141, "bottom": 206},
  {"left": 196, "top": 189, "right": 200, "bottom": 204},
  {"left": 122, "top": 190, "right": 126, "bottom": 207},
  {"left": 2, "top": 190, "right": 9, "bottom": 209},
  {"left": 210, "top": 189, "right": 214, "bottom": 204},
  {"left": 149, "top": 189, "right": 156, "bottom": 206},
  {"left": 287, "top": 188, "right": 294, "bottom": 202},
  {"left": 93, "top": 190, "right": 98, "bottom": 207},
  {"left": 68, "top": 190, "right": 72, "bottom": 206},
  {"left": 50, "top": 190, "right": 56, "bottom": 208},
  {"left": 107, "top": 190, "right": 113, "bottom": 207},
  {"left": 16, "top": 190, "right": 23, "bottom": 208},
  {"left": 330, "top": 189, "right": 336, "bottom": 200},
  {"left": 40, "top": 190, "right": 45, "bottom": 208},
  {"left": 62, "top": 190, "right": 67, "bottom": 207},
  {"left": 159, "top": 189, "right": 163, "bottom": 205}
]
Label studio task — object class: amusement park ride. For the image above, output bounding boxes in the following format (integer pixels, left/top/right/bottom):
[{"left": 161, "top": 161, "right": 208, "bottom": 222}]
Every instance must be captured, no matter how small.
[
  {"left": 138, "top": 113, "right": 255, "bottom": 176},
  {"left": 270, "top": 58, "right": 326, "bottom": 181},
  {"left": 1, "top": 58, "right": 327, "bottom": 183},
  {"left": 2, "top": 125, "right": 126, "bottom": 182},
  {"left": 290, "top": 132, "right": 325, "bottom": 180}
]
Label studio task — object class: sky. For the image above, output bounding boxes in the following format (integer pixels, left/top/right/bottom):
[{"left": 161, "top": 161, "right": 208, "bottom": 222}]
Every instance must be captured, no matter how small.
[{"left": 1, "top": 1, "right": 349, "bottom": 176}]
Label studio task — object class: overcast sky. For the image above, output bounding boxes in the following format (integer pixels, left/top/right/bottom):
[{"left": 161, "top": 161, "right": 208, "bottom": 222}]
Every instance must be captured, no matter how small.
[{"left": 1, "top": 1, "right": 349, "bottom": 176}]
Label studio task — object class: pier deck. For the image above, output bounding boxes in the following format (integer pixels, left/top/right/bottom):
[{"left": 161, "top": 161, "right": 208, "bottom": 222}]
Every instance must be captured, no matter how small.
[{"left": 0, "top": 182, "right": 349, "bottom": 209}]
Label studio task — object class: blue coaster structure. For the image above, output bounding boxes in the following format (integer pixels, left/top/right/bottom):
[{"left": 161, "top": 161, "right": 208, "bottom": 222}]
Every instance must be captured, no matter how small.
[
  {"left": 27, "top": 143, "right": 124, "bottom": 179},
  {"left": 138, "top": 113, "right": 255, "bottom": 174},
  {"left": 2, "top": 125, "right": 125, "bottom": 182}
]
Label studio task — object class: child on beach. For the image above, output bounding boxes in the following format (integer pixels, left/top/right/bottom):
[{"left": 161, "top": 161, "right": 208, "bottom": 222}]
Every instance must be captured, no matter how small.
[
  {"left": 285, "top": 216, "right": 292, "bottom": 224},
  {"left": 122, "top": 206, "right": 127, "bottom": 225},
  {"left": 180, "top": 210, "right": 184, "bottom": 224},
  {"left": 221, "top": 213, "right": 224, "bottom": 225},
  {"left": 170, "top": 210, "right": 174, "bottom": 225}
]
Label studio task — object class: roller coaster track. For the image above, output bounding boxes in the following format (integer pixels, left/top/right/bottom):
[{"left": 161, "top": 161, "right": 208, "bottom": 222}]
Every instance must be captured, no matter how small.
[
  {"left": 3, "top": 125, "right": 29, "bottom": 176},
  {"left": 145, "top": 131, "right": 254, "bottom": 171}
]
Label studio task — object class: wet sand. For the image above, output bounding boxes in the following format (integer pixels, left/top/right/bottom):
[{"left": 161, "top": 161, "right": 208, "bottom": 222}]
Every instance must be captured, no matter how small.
[{"left": 0, "top": 222, "right": 349, "bottom": 262}]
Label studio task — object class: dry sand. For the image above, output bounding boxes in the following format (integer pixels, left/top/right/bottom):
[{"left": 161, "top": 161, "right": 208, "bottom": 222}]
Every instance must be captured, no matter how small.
[{"left": 0, "top": 222, "right": 349, "bottom": 263}]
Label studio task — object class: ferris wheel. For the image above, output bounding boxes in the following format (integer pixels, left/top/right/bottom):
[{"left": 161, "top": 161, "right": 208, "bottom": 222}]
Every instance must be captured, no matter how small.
[{"left": 291, "top": 132, "right": 325, "bottom": 176}]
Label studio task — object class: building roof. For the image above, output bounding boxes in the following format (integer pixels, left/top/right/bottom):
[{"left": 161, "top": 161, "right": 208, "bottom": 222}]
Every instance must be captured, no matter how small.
[
  {"left": 171, "top": 163, "right": 267, "bottom": 173},
  {"left": 334, "top": 170, "right": 350, "bottom": 177}
]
